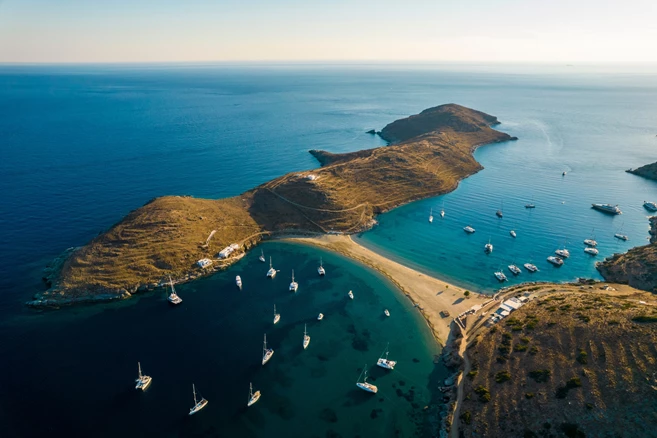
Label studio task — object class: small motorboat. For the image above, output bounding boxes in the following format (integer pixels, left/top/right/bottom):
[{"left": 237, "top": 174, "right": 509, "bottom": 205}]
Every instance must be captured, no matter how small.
[
  {"left": 348, "top": 290, "right": 354, "bottom": 299},
  {"left": 235, "top": 275, "right": 242, "bottom": 289},
  {"left": 317, "top": 258, "right": 326, "bottom": 276},
  {"left": 317, "top": 313, "right": 324, "bottom": 321},
  {"left": 644, "top": 201, "right": 657, "bottom": 212},
  {"left": 384, "top": 309, "right": 390, "bottom": 317},
  {"left": 463, "top": 225, "right": 475, "bottom": 234},
  {"left": 510, "top": 230, "right": 517, "bottom": 238}
]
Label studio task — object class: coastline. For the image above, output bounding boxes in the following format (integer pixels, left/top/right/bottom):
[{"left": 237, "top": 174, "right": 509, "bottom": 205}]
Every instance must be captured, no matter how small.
[{"left": 278, "top": 234, "right": 488, "bottom": 346}]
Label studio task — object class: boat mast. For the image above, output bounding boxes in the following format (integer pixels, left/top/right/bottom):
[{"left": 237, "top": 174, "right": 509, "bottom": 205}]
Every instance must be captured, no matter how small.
[
  {"left": 263, "top": 334, "right": 267, "bottom": 353},
  {"left": 304, "top": 324, "right": 307, "bottom": 336},
  {"left": 192, "top": 384, "right": 198, "bottom": 405},
  {"left": 138, "top": 362, "right": 142, "bottom": 378},
  {"left": 269, "top": 257, "right": 272, "bottom": 269},
  {"left": 292, "top": 270, "right": 295, "bottom": 282}
]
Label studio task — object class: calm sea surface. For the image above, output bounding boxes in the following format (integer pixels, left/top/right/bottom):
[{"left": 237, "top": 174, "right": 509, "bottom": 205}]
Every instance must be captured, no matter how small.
[{"left": 1, "top": 63, "right": 656, "bottom": 436}]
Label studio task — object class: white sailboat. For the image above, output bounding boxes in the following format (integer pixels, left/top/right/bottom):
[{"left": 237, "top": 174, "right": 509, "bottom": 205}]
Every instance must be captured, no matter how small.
[
  {"left": 348, "top": 290, "right": 354, "bottom": 299},
  {"left": 167, "top": 276, "right": 182, "bottom": 305},
  {"left": 262, "top": 334, "right": 274, "bottom": 365},
  {"left": 440, "top": 202, "right": 445, "bottom": 218},
  {"left": 247, "top": 382, "right": 261, "bottom": 407},
  {"left": 584, "top": 247, "right": 599, "bottom": 255},
  {"left": 376, "top": 343, "right": 397, "bottom": 370},
  {"left": 484, "top": 238, "right": 493, "bottom": 253},
  {"left": 266, "top": 257, "right": 276, "bottom": 278},
  {"left": 302, "top": 324, "right": 310, "bottom": 350},
  {"left": 317, "top": 313, "right": 324, "bottom": 321},
  {"left": 135, "top": 362, "right": 152, "bottom": 391},
  {"left": 259, "top": 249, "right": 266, "bottom": 263},
  {"left": 235, "top": 275, "right": 242, "bottom": 289},
  {"left": 289, "top": 270, "right": 298, "bottom": 292},
  {"left": 317, "top": 258, "right": 326, "bottom": 276},
  {"left": 356, "top": 366, "right": 378, "bottom": 393},
  {"left": 273, "top": 305, "right": 280, "bottom": 325},
  {"left": 428, "top": 208, "right": 433, "bottom": 223},
  {"left": 614, "top": 223, "right": 629, "bottom": 241},
  {"left": 188, "top": 384, "right": 208, "bottom": 416}
]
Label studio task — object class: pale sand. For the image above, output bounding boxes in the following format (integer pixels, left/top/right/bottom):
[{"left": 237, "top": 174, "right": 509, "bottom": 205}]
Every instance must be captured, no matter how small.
[{"left": 279, "top": 235, "right": 487, "bottom": 346}]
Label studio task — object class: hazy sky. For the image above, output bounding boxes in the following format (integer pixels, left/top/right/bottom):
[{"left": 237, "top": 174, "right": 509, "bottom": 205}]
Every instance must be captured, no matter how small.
[{"left": 1, "top": 0, "right": 656, "bottom": 63}]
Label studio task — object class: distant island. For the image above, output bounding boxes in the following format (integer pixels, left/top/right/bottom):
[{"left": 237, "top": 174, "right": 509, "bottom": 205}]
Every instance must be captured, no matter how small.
[
  {"left": 627, "top": 161, "right": 657, "bottom": 181},
  {"left": 32, "top": 104, "right": 517, "bottom": 307}
]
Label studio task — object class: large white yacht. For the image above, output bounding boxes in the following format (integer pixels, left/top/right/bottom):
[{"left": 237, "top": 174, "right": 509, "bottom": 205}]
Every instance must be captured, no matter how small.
[
  {"left": 247, "top": 382, "right": 261, "bottom": 407},
  {"left": 463, "top": 225, "right": 475, "bottom": 234},
  {"left": 167, "top": 276, "right": 182, "bottom": 305},
  {"left": 188, "top": 384, "right": 208, "bottom": 416},
  {"left": 266, "top": 257, "right": 276, "bottom": 278},
  {"left": 591, "top": 203, "right": 622, "bottom": 215},
  {"left": 547, "top": 256, "right": 564, "bottom": 266},
  {"left": 317, "top": 258, "right": 326, "bottom": 276},
  {"left": 376, "top": 344, "right": 397, "bottom": 370},
  {"left": 135, "top": 362, "right": 152, "bottom": 391},
  {"left": 356, "top": 367, "right": 378, "bottom": 393},
  {"left": 289, "top": 270, "right": 298, "bottom": 292},
  {"left": 262, "top": 334, "right": 274, "bottom": 365},
  {"left": 302, "top": 324, "right": 310, "bottom": 350}
]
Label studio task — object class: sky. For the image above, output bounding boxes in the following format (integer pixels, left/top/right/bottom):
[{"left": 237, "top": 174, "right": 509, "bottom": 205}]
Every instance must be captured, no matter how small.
[{"left": 0, "top": 0, "right": 656, "bottom": 64}]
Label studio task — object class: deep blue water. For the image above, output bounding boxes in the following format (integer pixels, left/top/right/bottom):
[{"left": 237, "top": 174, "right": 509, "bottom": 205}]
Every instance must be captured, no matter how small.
[{"left": 1, "top": 64, "right": 657, "bottom": 436}]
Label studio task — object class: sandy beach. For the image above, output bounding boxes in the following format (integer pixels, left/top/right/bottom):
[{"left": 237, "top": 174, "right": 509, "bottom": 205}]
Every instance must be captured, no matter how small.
[{"left": 280, "top": 234, "right": 488, "bottom": 346}]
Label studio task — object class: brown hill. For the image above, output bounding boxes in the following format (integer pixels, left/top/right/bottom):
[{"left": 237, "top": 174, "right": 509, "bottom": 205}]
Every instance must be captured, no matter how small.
[
  {"left": 31, "top": 104, "right": 516, "bottom": 306},
  {"left": 597, "top": 216, "right": 657, "bottom": 293},
  {"left": 627, "top": 161, "right": 657, "bottom": 181},
  {"left": 458, "top": 287, "right": 657, "bottom": 438}
]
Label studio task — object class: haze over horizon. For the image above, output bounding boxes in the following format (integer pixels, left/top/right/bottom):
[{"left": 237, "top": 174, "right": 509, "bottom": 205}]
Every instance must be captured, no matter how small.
[{"left": 1, "top": 0, "right": 656, "bottom": 64}]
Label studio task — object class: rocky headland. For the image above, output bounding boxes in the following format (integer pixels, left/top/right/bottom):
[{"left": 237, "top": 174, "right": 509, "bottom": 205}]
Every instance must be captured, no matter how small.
[
  {"left": 627, "top": 161, "right": 657, "bottom": 181},
  {"left": 30, "top": 104, "right": 517, "bottom": 307}
]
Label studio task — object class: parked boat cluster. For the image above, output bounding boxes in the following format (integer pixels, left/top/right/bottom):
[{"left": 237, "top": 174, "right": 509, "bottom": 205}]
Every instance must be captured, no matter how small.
[{"left": 428, "top": 197, "right": 655, "bottom": 283}]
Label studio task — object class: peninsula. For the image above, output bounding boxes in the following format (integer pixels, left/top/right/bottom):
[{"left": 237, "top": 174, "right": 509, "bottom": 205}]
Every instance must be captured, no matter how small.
[
  {"left": 32, "top": 104, "right": 516, "bottom": 307},
  {"left": 627, "top": 161, "right": 657, "bottom": 181}
]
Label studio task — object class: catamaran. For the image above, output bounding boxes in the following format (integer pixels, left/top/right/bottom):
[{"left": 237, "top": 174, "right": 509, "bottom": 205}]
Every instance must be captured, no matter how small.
[
  {"left": 318, "top": 258, "right": 326, "bottom": 276},
  {"left": 584, "top": 247, "right": 599, "bottom": 255},
  {"left": 429, "top": 208, "right": 433, "bottom": 223},
  {"left": 135, "top": 362, "right": 152, "bottom": 391},
  {"left": 376, "top": 344, "right": 397, "bottom": 370},
  {"left": 188, "top": 384, "right": 208, "bottom": 416},
  {"left": 262, "top": 334, "right": 274, "bottom": 365},
  {"left": 494, "top": 271, "right": 507, "bottom": 281},
  {"left": 508, "top": 265, "right": 521, "bottom": 275},
  {"left": 317, "top": 313, "right": 324, "bottom": 321},
  {"left": 302, "top": 324, "right": 310, "bottom": 350},
  {"left": 236, "top": 275, "right": 242, "bottom": 289},
  {"left": 463, "top": 225, "right": 475, "bottom": 234},
  {"left": 273, "top": 305, "right": 280, "bottom": 324},
  {"left": 289, "top": 270, "right": 298, "bottom": 292},
  {"left": 547, "top": 255, "right": 564, "bottom": 266},
  {"left": 167, "top": 276, "right": 182, "bottom": 305},
  {"left": 348, "top": 290, "right": 354, "bottom": 299},
  {"left": 259, "top": 249, "right": 266, "bottom": 263},
  {"left": 555, "top": 248, "right": 570, "bottom": 258},
  {"left": 484, "top": 239, "right": 493, "bottom": 253},
  {"left": 247, "top": 382, "right": 261, "bottom": 407},
  {"left": 267, "top": 257, "right": 276, "bottom": 278},
  {"left": 356, "top": 366, "right": 378, "bottom": 393},
  {"left": 524, "top": 262, "right": 538, "bottom": 272}
]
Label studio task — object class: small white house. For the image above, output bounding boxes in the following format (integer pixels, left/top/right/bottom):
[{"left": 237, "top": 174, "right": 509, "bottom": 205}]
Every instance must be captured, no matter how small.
[{"left": 197, "top": 258, "right": 213, "bottom": 268}]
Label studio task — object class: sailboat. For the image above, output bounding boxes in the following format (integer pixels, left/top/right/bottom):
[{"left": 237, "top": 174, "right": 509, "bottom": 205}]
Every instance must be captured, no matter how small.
[
  {"left": 484, "top": 238, "right": 493, "bottom": 253},
  {"left": 440, "top": 202, "right": 445, "bottom": 218},
  {"left": 259, "top": 249, "right": 266, "bottom": 263},
  {"left": 496, "top": 201, "right": 504, "bottom": 218},
  {"left": 135, "top": 362, "right": 152, "bottom": 391},
  {"left": 525, "top": 196, "right": 536, "bottom": 209},
  {"left": 584, "top": 229, "right": 598, "bottom": 247},
  {"left": 428, "top": 208, "right": 433, "bottom": 223},
  {"left": 376, "top": 343, "right": 397, "bottom": 370},
  {"left": 356, "top": 366, "right": 378, "bottom": 393},
  {"left": 247, "top": 382, "right": 261, "bottom": 407},
  {"left": 266, "top": 257, "right": 276, "bottom": 278},
  {"left": 317, "top": 258, "right": 326, "bottom": 276},
  {"left": 167, "top": 276, "right": 182, "bottom": 305},
  {"left": 262, "top": 334, "right": 274, "bottom": 365},
  {"left": 188, "top": 384, "right": 208, "bottom": 416},
  {"left": 302, "top": 324, "right": 310, "bottom": 350},
  {"left": 614, "top": 223, "right": 629, "bottom": 241},
  {"left": 273, "top": 305, "right": 280, "bottom": 325},
  {"left": 289, "top": 270, "right": 298, "bottom": 292}
]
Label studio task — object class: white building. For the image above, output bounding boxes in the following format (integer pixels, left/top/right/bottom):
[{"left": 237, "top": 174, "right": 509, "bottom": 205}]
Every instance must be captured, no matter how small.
[
  {"left": 218, "top": 243, "right": 240, "bottom": 259},
  {"left": 197, "top": 258, "right": 213, "bottom": 268}
]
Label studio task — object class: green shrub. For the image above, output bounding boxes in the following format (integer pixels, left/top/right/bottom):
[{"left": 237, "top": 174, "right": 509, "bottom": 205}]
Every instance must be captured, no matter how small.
[
  {"left": 608, "top": 319, "right": 620, "bottom": 325},
  {"left": 514, "top": 344, "right": 528, "bottom": 352},
  {"left": 525, "top": 392, "right": 535, "bottom": 399},
  {"left": 495, "top": 370, "right": 511, "bottom": 383},
  {"left": 474, "top": 385, "right": 491, "bottom": 402},
  {"left": 632, "top": 315, "right": 657, "bottom": 323},
  {"left": 466, "top": 370, "right": 478, "bottom": 380},
  {"left": 529, "top": 369, "right": 551, "bottom": 383},
  {"left": 529, "top": 346, "right": 539, "bottom": 355},
  {"left": 576, "top": 349, "right": 588, "bottom": 365},
  {"left": 460, "top": 410, "right": 472, "bottom": 425},
  {"left": 520, "top": 336, "right": 530, "bottom": 344}
]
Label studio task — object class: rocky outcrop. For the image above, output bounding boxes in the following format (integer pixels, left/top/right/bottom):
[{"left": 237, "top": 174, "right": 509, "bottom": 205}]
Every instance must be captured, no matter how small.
[{"left": 627, "top": 161, "right": 657, "bottom": 181}]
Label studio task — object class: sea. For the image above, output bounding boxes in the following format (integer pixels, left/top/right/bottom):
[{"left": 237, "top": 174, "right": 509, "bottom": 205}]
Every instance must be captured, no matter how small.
[{"left": 1, "top": 63, "right": 656, "bottom": 437}]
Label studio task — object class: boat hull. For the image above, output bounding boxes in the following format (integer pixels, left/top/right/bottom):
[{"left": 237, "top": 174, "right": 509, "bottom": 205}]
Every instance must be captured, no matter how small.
[
  {"left": 189, "top": 399, "right": 208, "bottom": 416},
  {"left": 356, "top": 382, "right": 378, "bottom": 393}
]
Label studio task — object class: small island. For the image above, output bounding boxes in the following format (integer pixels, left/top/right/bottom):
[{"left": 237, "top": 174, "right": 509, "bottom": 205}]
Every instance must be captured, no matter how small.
[{"left": 32, "top": 104, "right": 517, "bottom": 307}]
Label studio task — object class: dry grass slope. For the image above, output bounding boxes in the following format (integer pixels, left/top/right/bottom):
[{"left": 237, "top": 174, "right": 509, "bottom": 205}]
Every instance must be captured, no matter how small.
[{"left": 460, "top": 290, "right": 657, "bottom": 438}]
